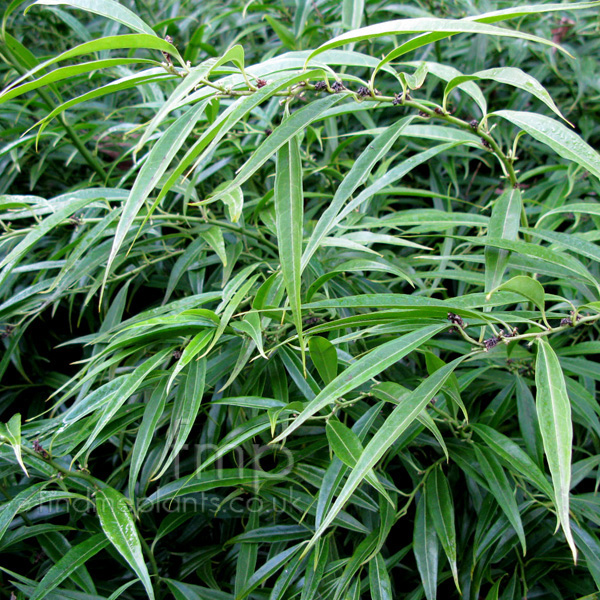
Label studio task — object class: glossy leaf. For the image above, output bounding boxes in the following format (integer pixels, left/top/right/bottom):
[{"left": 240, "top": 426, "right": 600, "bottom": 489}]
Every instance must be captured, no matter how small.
[
  {"left": 493, "top": 110, "right": 600, "bottom": 181},
  {"left": 308, "top": 336, "right": 337, "bottom": 384},
  {"left": 535, "top": 338, "right": 577, "bottom": 561},
  {"left": 96, "top": 487, "right": 155, "bottom": 600},
  {"left": 413, "top": 493, "right": 438, "bottom": 600},
  {"left": 425, "top": 466, "right": 460, "bottom": 592},
  {"left": 275, "top": 136, "right": 305, "bottom": 369},
  {"left": 29, "top": 534, "right": 109, "bottom": 600}
]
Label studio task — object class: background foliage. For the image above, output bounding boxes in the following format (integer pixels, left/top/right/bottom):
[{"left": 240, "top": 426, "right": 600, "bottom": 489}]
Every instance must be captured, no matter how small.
[{"left": 2, "top": 0, "right": 600, "bottom": 598}]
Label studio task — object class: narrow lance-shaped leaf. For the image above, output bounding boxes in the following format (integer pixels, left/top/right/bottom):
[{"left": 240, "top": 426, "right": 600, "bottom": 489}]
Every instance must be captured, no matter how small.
[
  {"left": 1, "top": 34, "right": 182, "bottom": 96},
  {"left": 102, "top": 100, "right": 209, "bottom": 295},
  {"left": 306, "top": 18, "right": 567, "bottom": 67},
  {"left": 326, "top": 419, "right": 393, "bottom": 506},
  {"left": 29, "top": 534, "right": 109, "bottom": 600},
  {"left": 301, "top": 541, "right": 329, "bottom": 600},
  {"left": 128, "top": 380, "right": 168, "bottom": 500},
  {"left": 369, "top": 553, "right": 393, "bottom": 600},
  {"left": 96, "top": 487, "right": 155, "bottom": 600},
  {"left": 134, "top": 45, "right": 246, "bottom": 153},
  {"left": 535, "top": 338, "right": 577, "bottom": 562},
  {"left": 151, "top": 70, "right": 327, "bottom": 215},
  {"left": 492, "top": 110, "right": 600, "bottom": 182},
  {"left": 271, "top": 324, "right": 447, "bottom": 444},
  {"left": 26, "top": 0, "right": 157, "bottom": 36},
  {"left": 210, "top": 93, "right": 341, "bottom": 205},
  {"left": 473, "top": 444, "right": 526, "bottom": 554},
  {"left": 484, "top": 188, "right": 522, "bottom": 294},
  {"left": 0, "top": 195, "right": 94, "bottom": 273},
  {"left": 275, "top": 136, "right": 305, "bottom": 369},
  {"left": 487, "top": 275, "right": 546, "bottom": 321},
  {"left": 72, "top": 349, "right": 170, "bottom": 464},
  {"left": 151, "top": 358, "right": 206, "bottom": 481},
  {"left": 308, "top": 336, "right": 337, "bottom": 384},
  {"left": 0, "top": 413, "right": 27, "bottom": 476},
  {"left": 471, "top": 424, "right": 554, "bottom": 498},
  {"left": 425, "top": 466, "right": 460, "bottom": 593},
  {"left": 444, "top": 68, "right": 569, "bottom": 124},
  {"left": 413, "top": 493, "right": 438, "bottom": 600},
  {"left": 342, "top": 0, "right": 364, "bottom": 31},
  {"left": 302, "top": 354, "right": 469, "bottom": 556},
  {"left": 301, "top": 116, "right": 414, "bottom": 271},
  {"left": 369, "top": 3, "right": 594, "bottom": 83},
  {"left": 0, "top": 58, "right": 157, "bottom": 103}
]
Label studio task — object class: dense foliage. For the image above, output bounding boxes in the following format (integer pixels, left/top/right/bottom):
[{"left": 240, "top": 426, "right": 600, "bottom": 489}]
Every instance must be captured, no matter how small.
[{"left": 2, "top": 0, "right": 600, "bottom": 598}]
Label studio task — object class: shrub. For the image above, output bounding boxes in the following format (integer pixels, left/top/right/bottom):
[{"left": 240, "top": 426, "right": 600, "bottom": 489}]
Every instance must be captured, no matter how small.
[{"left": 2, "top": 0, "right": 600, "bottom": 598}]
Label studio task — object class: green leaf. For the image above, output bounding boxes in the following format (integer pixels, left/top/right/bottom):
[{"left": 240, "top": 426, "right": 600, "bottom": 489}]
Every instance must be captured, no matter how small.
[
  {"left": 264, "top": 14, "right": 296, "bottom": 50},
  {"left": 487, "top": 275, "right": 545, "bottom": 315},
  {"left": 401, "top": 61, "right": 428, "bottom": 90},
  {"left": 38, "top": 532, "right": 96, "bottom": 594},
  {"left": 0, "top": 413, "right": 27, "bottom": 476},
  {"left": 342, "top": 0, "right": 364, "bottom": 31},
  {"left": 29, "top": 534, "right": 109, "bottom": 600},
  {"left": 492, "top": 110, "right": 600, "bottom": 182},
  {"left": 515, "top": 375, "right": 544, "bottom": 469},
  {"left": 306, "top": 18, "right": 566, "bottom": 67},
  {"left": 275, "top": 136, "right": 305, "bottom": 369},
  {"left": 272, "top": 324, "right": 447, "bottom": 443},
  {"left": 425, "top": 466, "right": 460, "bottom": 592},
  {"left": 572, "top": 524, "right": 600, "bottom": 589},
  {"left": 26, "top": 0, "right": 157, "bottom": 36},
  {"left": 72, "top": 349, "right": 170, "bottom": 463},
  {"left": 301, "top": 542, "right": 329, "bottom": 600},
  {"left": 96, "top": 487, "right": 155, "bottom": 600},
  {"left": 0, "top": 58, "right": 157, "bottom": 103},
  {"left": 368, "top": 2, "right": 596, "bottom": 83},
  {"left": 210, "top": 93, "right": 341, "bottom": 205},
  {"left": 304, "top": 354, "right": 468, "bottom": 555},
  {"left": 535, "top": 338, "right": 577, "bottom": 562},
  {"left": 445, "top": 67, "right": 568, "bottom": 124},
  {"left": 199, "top": 226, "right": 228, "bottom": 267},
  {"left": 152, "top": 70, "right": 328, "bottom": 210},
  {"left": 485, "top": 188, "right": 522, "bottom": 293},
  {"left": 325, "top": 419, "right": 392, "bottom": 504},
  {"left": 151, "top": 358, "right": 206, "bottom": 481},
  {"left": 413, "top": 493, "right": 438, "bottom": 600},
  {"left": 0, "top": 195, "right": 94, "bottom": 274},
  {"left": 235, "top": 543, "right": 303, "bottom": 599},
  {"left": 473, "top": 444, "right": 526, "bottom": 554},
  {"left": 308, "top": 336, "right": 338, "bottom": 384},
  {"left": 369, "top": 553, "right": 393, "bottom": 600},
  {"left": 128, "top": 380, "right": 168, "bottom": 500},
  {"left": 103, "top": 100, "right": 209, "bottom": 290},
  {"left": 0, "top": 482, "right": 49, "bottom": 542},
  {"left": 135, "top": 45, "right": 247, "bottom": 152},
  {"left": 302, "top": 116, "right": 415, "bottom": 270},
  {"left": 471, "top": 424, "right": 553, "bottom": 498},
  {"left": 234, "top": 510, "right": 259, "bottom": 598},
  {"left": 3, "top": 34, "right": 182, "bottom": 96}
]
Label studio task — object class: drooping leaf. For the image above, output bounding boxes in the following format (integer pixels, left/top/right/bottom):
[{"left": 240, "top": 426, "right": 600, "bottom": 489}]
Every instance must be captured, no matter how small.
[
  {"left": 425, "top": 466, "right": 460, "bottom": 592},
  {"left": 413, "top": 493, "right": 438, "bottom": 600},
  {"left": 275, "top": 136, "right": 305, "bottom": 369},
  {"left": 493, "top": 110, "right": 600, "bottom": 181},
  {"left": 535, "top": 338, "right": 577, "bottom": 562},
  {"left": 96, "top": 487, "right": 155, "bottom": 599}
]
